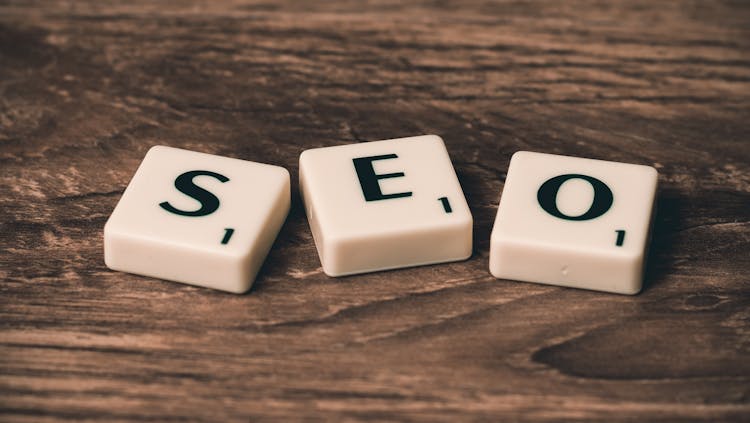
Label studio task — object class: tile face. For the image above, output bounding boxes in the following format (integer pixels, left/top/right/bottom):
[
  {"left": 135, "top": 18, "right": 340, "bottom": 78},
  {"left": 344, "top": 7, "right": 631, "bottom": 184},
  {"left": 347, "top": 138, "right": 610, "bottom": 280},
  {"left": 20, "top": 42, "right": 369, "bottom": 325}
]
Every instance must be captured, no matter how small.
[
  {"left": 489, "top": 151, "right": 658, "bottom": 295},
  {"left": 299, "top": 135, "right": 472, "bottom": 276},
  {"left": 104, "top": 146, "right": 290, "bottom": 293}
]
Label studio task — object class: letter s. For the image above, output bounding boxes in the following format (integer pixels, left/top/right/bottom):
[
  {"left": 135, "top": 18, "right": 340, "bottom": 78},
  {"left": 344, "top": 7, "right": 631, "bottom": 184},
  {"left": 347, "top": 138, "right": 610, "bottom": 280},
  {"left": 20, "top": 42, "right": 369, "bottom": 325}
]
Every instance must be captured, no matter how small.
[{"left": 159, "top": 170, "right": 229, "bottom": 217}]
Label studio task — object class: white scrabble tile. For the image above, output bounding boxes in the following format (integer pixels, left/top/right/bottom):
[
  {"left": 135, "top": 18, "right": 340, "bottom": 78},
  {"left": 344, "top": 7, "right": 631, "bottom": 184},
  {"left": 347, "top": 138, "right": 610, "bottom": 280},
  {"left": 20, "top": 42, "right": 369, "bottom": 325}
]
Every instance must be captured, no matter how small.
[
  {"left": 300, "top": 135, "right": 472, "bottom": 276},
  {"left": 489, "top": 151, "right": 658, "bottom": 295},
  {"left": 104, "top": 146, "right": 290, "bottom": 293}
]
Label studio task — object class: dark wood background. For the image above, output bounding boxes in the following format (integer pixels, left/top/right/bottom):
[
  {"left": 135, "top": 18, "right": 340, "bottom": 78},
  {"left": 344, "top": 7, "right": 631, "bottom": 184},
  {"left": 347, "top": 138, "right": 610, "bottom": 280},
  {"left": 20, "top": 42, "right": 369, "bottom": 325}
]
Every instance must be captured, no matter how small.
[{"left": 1, "top": 1, "right": 749, "bottom": 421}]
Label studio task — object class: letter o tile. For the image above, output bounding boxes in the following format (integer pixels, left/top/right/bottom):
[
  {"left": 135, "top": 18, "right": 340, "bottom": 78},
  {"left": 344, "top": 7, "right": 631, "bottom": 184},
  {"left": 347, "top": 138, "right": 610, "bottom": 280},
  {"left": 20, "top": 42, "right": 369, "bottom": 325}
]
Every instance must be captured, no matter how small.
[{"left": 489, "top": 151, "right": 658, "bottom": 295}]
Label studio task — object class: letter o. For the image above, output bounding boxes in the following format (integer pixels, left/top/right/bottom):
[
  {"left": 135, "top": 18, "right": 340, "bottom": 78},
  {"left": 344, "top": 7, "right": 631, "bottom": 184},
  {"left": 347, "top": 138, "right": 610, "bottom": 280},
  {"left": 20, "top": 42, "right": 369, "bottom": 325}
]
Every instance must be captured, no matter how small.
[{"left": 537, "top": 174, "right": 613, "bottom": 221}]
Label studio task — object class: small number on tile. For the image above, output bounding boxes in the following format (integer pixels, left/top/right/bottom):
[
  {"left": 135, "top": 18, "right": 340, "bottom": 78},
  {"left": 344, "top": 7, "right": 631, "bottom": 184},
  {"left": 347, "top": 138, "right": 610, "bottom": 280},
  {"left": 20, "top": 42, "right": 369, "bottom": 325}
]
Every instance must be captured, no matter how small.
[
  {"left": 222, "top": 228, "right": 235, "bottom": 245},
  {"left": 615, "top": 229, "right": 626, "bottom": 246},
  {"left": 438, "top": 197, "right": 452, "bottom": 213}
]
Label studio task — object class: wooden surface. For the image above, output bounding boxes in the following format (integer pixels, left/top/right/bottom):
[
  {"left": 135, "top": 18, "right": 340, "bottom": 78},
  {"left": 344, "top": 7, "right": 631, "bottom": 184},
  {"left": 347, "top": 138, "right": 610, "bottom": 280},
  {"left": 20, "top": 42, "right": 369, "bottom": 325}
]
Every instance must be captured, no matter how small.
[{"left": 1, "top": 1, "right": 749, "bottom": 421}]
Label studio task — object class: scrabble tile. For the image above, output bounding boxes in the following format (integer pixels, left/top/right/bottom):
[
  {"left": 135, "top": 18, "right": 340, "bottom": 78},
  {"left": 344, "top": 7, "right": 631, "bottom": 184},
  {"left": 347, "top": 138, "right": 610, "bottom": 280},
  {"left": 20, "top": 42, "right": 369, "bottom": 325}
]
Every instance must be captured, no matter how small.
[
  {"left": 489, "top": 151, "right": 658, "bottom": 295},
  {"left": 299, "top": 135, "right": 472, "bottom": 276},
  {"left": 104, "top": 146, "right": 290, "bottom": 293}
]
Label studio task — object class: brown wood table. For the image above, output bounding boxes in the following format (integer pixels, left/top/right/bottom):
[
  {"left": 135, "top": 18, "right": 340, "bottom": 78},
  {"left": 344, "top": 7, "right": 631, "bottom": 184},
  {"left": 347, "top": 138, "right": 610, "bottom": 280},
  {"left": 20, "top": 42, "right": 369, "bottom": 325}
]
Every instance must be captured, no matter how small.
[{"left": 1, "top": 1, "right": 749, "bottom": 421}]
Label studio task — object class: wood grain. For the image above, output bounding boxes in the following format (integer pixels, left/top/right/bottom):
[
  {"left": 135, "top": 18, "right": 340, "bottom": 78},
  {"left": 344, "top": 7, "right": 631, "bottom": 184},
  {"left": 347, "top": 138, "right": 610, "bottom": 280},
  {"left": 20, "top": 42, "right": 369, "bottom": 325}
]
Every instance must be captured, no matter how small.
[{"left": 1, "top": 1, "right": 749, "bottom": 421}]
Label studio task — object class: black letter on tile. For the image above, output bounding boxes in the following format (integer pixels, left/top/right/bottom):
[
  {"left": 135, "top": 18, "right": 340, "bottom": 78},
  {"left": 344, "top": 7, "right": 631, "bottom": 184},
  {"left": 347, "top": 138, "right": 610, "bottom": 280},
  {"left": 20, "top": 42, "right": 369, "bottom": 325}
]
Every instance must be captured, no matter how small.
[
  {"left": 352, "top": 154, "right": 412, "bottom": 202},
  {"left": 159, "top": 170, "right": 229, "bottom": 217},
  {"left": 537, "top": 174, "right": 613, "bottom": 221}
]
